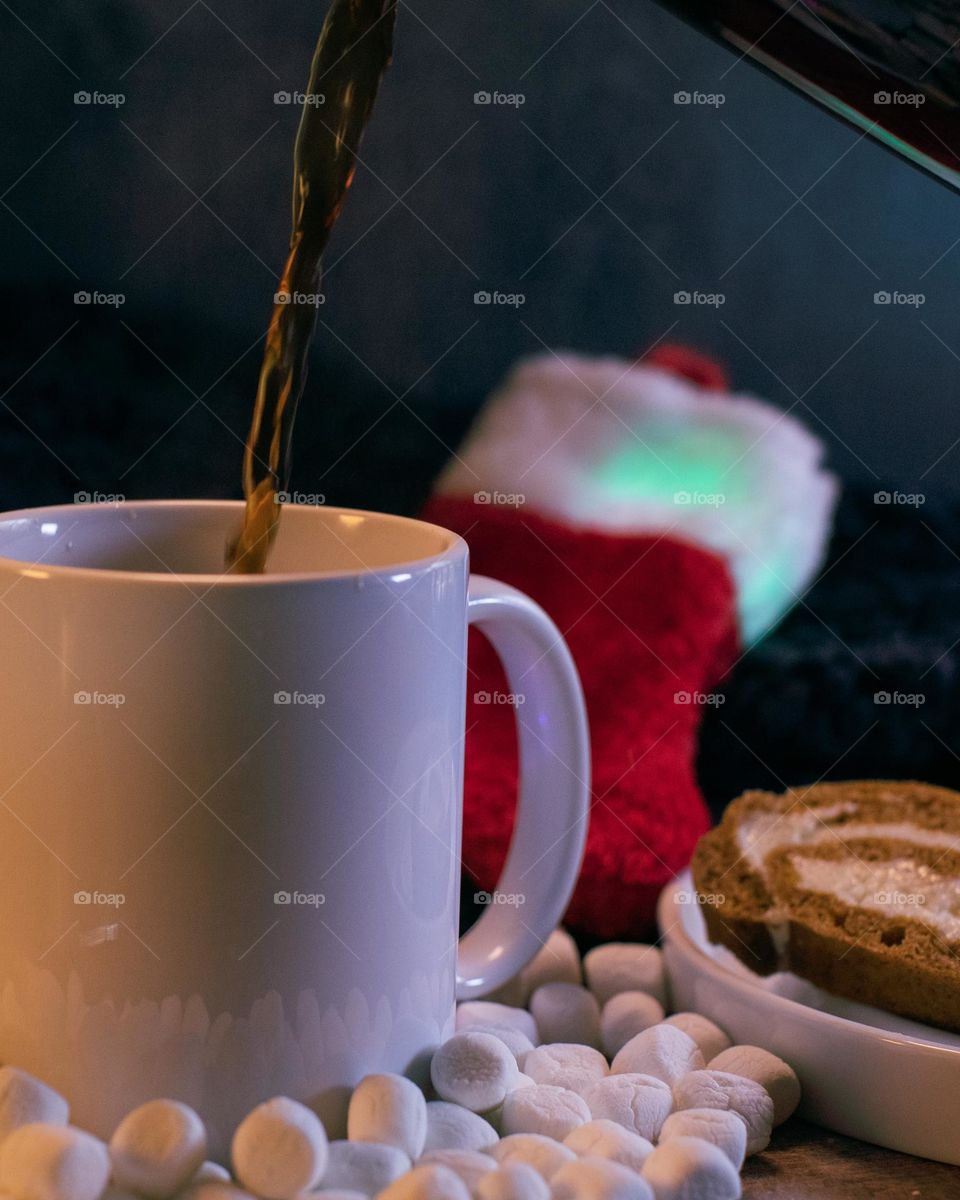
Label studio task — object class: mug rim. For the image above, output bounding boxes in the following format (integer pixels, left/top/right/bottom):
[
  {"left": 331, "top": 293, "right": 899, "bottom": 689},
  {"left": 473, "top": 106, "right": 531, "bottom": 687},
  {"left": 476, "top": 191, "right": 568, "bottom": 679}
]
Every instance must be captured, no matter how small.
[{"left": 0, "top": 499, "right": 466, "bottom": 586}]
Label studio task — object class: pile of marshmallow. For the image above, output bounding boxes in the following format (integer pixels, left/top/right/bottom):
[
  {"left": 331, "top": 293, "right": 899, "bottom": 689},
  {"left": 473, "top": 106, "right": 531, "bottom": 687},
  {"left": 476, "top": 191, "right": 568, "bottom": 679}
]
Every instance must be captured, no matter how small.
[{"left": 0, "top": 931, "right": 800, "bottom": 1200}]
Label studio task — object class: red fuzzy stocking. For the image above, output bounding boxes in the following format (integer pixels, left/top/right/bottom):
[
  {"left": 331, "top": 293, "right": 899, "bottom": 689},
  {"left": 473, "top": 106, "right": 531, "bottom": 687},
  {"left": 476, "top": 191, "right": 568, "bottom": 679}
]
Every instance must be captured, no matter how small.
[{"left": 422, "top": 346, "right": 837, "bottom": 939}]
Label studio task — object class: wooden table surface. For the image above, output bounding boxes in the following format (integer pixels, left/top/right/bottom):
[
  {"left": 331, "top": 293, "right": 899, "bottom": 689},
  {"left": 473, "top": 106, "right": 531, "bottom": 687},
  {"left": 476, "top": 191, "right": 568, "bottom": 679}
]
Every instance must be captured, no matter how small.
[{"left": 742, "top": 1120, "right": 960, "bottom": 1198}]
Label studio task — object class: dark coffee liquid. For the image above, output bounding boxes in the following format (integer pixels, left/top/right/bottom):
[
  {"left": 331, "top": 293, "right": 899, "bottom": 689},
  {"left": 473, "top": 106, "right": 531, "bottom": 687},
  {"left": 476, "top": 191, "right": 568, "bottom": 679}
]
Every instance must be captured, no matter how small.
[{"left": 227, "top": 0, "right": 397, "bottom": 573}]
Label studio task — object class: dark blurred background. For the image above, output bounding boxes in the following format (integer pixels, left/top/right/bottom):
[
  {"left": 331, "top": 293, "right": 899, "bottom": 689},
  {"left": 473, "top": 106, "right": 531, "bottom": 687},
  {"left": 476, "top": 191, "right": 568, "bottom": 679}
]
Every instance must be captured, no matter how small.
[
  {"left": 4, "top": 0, "right": 960, "bottom": 506},
  {"left": 5, "top": 0, "right": 960, "bottom": 801}
]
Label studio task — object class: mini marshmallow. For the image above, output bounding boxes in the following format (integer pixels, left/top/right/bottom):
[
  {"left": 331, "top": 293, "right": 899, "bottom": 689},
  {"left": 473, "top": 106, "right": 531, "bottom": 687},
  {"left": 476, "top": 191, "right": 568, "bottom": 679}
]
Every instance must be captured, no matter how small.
[
  {"left": 110, "top": 1098, "right": 207, "bottom": 1198},
  {"left": 478, "top": 1088, "right": 530, "bottom": 1142},
  {"left": 378, "top": 1163, "right": 472, "bottom": 1200},
  {"left": 193, "top": 1161, "right": 232, "bottom": 1183},
  {"left": 583, "top": 1075, "right": 672, "bottom": 1142},
  {"left": 320, "top": 1140, "right": 411, "bottom": 1194},
  {"left": 551, "top": 1157, "right": 654, "bottom": 1200},
  {"left": 562, "top": 1121, "right": 653, "bottom": 1173},
  {"left": 707, "top": 1046, "right": 800, "bottom": 1126},
  {"left": 510, "top": 1075, "right": 536, "bottom": 1092},
  {"left": 431, "top": 1034, "right": 520, "bottom": 1113},
  {"left": 490, "top": 1134, "right": 576, "bottom": 1180},
  {"left": 0, "top": 1067, "right": 69, "bottom": 1142},
  {"left": 476, "top": 1162, "right": 549, "bottom": 1200},
  {"left": 468, "top": 1027, "right": 536, "bottom": 1067},
  {"left": 662, "top": 1015, "right": 731, "bottom": 1065},
  {"left": 599, "top": 994, "right": 665, "bottom": 1059},
  {"left": 658, "top": 1110, "right": 747, "bottom": 1171},
  {"left": 529, "top": 985, "right": 601, "bottom": 1050},
  {"left": 519, "top": 930, "right": 582, "bottom": 1003},
  {"left": 348, "top": 1074, "right": 427, "bottom": 1159},
  {"left": 310, "top": 1191, "right": 369, "bottom": 1200},
  {"left": 231, "top": 1095, "right": 329, "bottom": 1199},
  {"left": 0, "top": 1124, "right": 110, "bottom": 1200},
  {"left": 522, "top": 1045, "right": 607, "bottom": 1094},
  {"left": 457, "top": 1004, "right": 539, "bottom": 1047},
  {"left": 610, "top": 1026, "right": 704, "bottom": 1085},
  {"left": 672, "top": 1072, "right": 773, "bottom": 1156},
  {"left": 583, "top": 945, "right": 666, "bottom": 1008},
  {"left": 500, "top": 1085, "right": 590, "bottom": 1141},
  {"left": 423, "top": 1103, "right": 498, "bottom": 1154},
  {"left": 176, "top": 1185, "right": 257, "bottom": 1200},
  {"left": 641, "top": 1136, "right": 741, "bottom": 1200},
  {"left": 419, "top": 1149, "right": 498, "bottom": 1193}
]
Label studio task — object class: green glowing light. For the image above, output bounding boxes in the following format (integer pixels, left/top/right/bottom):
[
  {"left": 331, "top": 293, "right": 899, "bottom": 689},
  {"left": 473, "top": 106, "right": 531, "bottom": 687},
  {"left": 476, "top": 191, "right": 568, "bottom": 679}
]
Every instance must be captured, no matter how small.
[
  {"left": 593, "top": 430, "right": 808, "bottom": 644},
  {"left": 593, "top": 429, "right": 747, "bottom": 505}
]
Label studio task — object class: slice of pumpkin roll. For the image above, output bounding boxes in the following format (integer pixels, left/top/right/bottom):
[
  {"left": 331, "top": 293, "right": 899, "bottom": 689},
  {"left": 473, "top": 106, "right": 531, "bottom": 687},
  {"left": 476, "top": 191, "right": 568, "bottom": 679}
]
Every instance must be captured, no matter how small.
[{"left": 692, "top": 780, "right": 960, "bottom": 1031}]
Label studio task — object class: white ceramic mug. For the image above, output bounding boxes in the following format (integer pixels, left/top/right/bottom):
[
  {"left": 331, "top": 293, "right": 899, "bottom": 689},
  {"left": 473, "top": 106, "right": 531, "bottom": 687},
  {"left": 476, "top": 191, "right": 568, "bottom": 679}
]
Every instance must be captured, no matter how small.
[{"left": 0, "top": 500, "right": 589, "bottom": 1153}]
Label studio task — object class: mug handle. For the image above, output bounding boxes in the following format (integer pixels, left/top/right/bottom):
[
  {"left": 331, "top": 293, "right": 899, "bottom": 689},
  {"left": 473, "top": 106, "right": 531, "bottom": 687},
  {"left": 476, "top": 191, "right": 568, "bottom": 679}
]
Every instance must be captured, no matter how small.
[{"left": 456, "top": 574, "right": 590, "bottom": 1000}]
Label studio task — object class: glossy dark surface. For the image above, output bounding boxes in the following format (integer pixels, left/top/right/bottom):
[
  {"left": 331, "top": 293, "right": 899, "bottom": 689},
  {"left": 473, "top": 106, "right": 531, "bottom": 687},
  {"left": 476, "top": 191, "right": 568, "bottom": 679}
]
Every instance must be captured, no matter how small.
[{"left": 656, "top": 0, "right": 960, "bottom": 188}]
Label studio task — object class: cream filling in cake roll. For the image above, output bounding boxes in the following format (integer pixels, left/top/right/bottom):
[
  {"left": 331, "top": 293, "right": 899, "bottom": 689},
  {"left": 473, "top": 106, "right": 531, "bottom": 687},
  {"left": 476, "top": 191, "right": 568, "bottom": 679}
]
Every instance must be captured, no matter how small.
[
  {"left": 789, "top": 855, "right": 960, "bottom": 943},
  {"left": 737, "top": 807, "right": 960, "bottom": 877}
]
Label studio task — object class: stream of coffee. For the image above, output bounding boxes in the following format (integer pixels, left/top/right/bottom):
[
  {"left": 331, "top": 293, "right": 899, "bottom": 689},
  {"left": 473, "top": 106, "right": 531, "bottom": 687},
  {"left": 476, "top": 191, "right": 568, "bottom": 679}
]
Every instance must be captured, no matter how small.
[{"left": 226, "top": 0, "right": 397, "bottom": 573}]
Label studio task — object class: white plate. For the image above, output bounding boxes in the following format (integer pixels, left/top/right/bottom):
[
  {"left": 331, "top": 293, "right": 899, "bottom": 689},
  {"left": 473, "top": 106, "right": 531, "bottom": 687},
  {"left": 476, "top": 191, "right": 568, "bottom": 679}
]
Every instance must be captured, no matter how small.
[{"left": 657, "top": 871, "right": 960, "bottom": 1164}]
